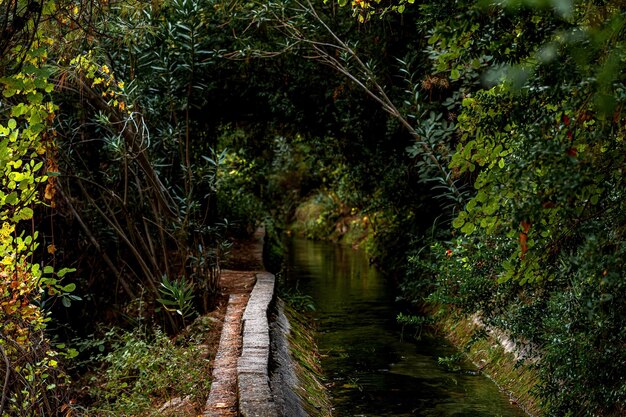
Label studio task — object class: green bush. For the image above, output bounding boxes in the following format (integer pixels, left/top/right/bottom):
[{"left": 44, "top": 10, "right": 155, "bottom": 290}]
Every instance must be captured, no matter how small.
[
  {"left": 82, "top": 327, "right": 211, "bottom": 416},
  {"left": 290, "top": 193, "right": 339, "bottom": 240}
]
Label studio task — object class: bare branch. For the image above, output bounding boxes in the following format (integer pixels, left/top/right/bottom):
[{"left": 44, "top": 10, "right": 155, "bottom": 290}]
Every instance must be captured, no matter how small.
[
  {"left": 286, "top": 0, "right": 464, "bottom": 206},
  {"left": 0, "top": 341, "right": 10, "bottom": 417},
  {"left": 56, "top": 183, "right": 137, "bottom": 299}
]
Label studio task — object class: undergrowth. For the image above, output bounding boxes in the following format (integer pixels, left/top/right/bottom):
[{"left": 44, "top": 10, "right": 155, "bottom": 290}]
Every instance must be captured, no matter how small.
[{"left": 73, "top": 316, "right": 215, "bottom": 416}]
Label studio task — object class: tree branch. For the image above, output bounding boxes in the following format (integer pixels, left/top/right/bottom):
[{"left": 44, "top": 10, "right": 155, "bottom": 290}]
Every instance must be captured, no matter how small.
[
  {"left": 56, "top": 183, "right": 137, "bottom": 299},
  {"left": 288, "top": 0, "right": 464, "bottom": 207},
  {"left": 0, "top": 341, "right": 10, "bottom": 417}
]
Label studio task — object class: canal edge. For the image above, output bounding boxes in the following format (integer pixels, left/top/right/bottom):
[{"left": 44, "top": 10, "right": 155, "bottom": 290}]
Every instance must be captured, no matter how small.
[
  {"left": 203, "top": 270, "right": 279, "bottom": 417},
  {"left": 237, "top": 272, "right": 279, "bottom": 416},
  {"left": 205, "top": 226, "right": 333, "bottom": 417},
  {"left": 435, "top": 308, "right": 543, "bottom": 416}
]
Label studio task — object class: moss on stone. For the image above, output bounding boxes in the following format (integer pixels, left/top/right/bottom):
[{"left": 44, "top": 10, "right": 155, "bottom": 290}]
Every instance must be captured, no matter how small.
[
  {"left": 283, "top": 304, "right": 333, "bottom": 417},
  {"left": 434, "top": 309, "right": 544, "bottom": 417}
]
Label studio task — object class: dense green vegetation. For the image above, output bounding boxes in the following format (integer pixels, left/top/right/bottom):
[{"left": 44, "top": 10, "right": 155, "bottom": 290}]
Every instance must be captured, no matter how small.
[{"left": 1, "top": 0, "right": 625, "bottom": 416}]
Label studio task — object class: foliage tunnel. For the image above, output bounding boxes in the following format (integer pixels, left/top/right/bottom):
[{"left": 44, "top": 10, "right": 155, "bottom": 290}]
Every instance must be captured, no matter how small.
[{"left": 0, "top": 0, "right": 625, "bottom": 416}]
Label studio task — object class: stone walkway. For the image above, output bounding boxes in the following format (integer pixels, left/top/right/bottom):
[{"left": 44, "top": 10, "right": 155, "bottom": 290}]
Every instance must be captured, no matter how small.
[
  {"left": 203, "top": 290, "right": 250, "bottom": 416},
  {"left": 203, "top": 228, "right": 266, "bottom": 416}
]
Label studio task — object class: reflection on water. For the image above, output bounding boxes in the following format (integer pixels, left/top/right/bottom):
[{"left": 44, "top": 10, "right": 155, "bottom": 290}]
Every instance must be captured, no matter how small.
[{"left": 282, "top": 238, "right": 527, "bottom": 417}]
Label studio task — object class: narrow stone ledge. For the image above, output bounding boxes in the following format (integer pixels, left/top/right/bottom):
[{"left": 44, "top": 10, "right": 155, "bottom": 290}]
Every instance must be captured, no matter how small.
[
  {"left": 242, "top": 335, "right": 271, "bottom": 351},
  {"left": 238, "top": 355, "right": 268, "bottom": 373},
  {"left": 241, "top": 346, "right": 269, "bottom": 357},
  {"left": 239, "top": 401, "right": 278, "bottom": 417},
  {"left": 237, "top": 272, "right": 278, "bottom": 417}
]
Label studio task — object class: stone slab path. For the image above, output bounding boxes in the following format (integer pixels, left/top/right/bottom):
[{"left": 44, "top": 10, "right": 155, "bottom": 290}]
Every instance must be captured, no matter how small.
[
  {"left": 203, "top": 228, "right": 266, "bottom": 416},
  {"left": 203, "top": 290, "right": 250, "bottom": 416}
]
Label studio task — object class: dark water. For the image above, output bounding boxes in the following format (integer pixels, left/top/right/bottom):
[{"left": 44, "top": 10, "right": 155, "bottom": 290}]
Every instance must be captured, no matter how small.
[{"left": 282, "top": 238, "right": 528, "bottom": 417}]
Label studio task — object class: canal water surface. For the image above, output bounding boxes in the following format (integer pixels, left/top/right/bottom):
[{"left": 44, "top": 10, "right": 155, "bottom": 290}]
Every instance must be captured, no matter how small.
[{"left": 282, "top": 238, "right": 528, "bottom": 417}]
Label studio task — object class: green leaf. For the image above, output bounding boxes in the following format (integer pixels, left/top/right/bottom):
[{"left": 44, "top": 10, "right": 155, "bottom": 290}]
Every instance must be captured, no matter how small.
[
  {"left": 428, "top": 34, "right": 440, "bottom": 45},
  {"left": 156, "top": 298, "right": 178, "bottom": 306},
  {"left": 452, "top": 211, "right": 467, "bottom": 228},
  {"left": 65, "top": 348, "right": 79, "bottom": 359},
  {"left": 5, "top": 192, "right": 18, "bottom": 205},
  {"left": 19, "top": 207, "right": 34, "bottom": 220},
  {"left": 461, "top": 222, "right": 476, "bottom": 235},
  {"left": 11, "top": 103, "right": 27, "bottom": 117},
  {"left": 57, "top": 267, "right": 76, "bottom": 278},
  {"left": 452, "top": 216, "right": 465, "bottom": 229}
]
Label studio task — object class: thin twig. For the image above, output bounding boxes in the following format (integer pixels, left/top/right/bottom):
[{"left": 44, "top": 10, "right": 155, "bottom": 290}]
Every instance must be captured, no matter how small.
[
  {"left": 0, "top": 341, "right": 10, "bottom": 417},
  {"left": 56, "top": 184, "right": 137, "bottom": 299}
]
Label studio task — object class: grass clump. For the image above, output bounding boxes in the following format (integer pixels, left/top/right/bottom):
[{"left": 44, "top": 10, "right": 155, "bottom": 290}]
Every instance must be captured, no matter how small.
[{"left": 76, "top": 318, "right": 214, "bottom": 417}]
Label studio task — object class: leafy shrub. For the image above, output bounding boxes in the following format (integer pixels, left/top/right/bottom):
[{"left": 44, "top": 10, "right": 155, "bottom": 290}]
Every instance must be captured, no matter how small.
[
  {"left": 396, "top": 313, "right": 430, "bottom": 340},
  {"left": 0, "top": 15, "right": 78, "bottom": 416},
  {"left": 290, "top": 193, "right": 339, "bottom": 240},
  {"left": 82, "top": 327, "right": 211, "bottom": 416},
  {"left": 437, "top": 353, "right": 464, "bottom": 373},
  {"left": 157, "top": 275, "right": 197, "bottom": 327},
  {"left": 215, "top": 148, "right": 266, "bottom": 237}
]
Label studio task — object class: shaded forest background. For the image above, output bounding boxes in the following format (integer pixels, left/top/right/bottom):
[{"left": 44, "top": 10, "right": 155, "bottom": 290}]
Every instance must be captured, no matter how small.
[{"left": 1, "top": 0, "right": 625, "bottom": 416}]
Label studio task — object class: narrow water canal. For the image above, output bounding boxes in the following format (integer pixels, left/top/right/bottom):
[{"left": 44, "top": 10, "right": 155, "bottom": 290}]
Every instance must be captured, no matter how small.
[{"left": 282, "top": 238, "right": 528, "bottom": 417}]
